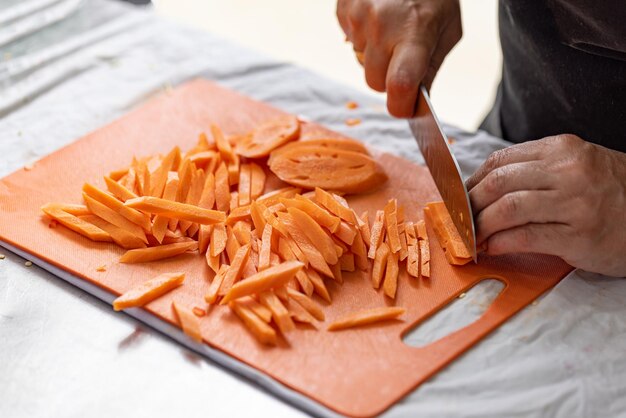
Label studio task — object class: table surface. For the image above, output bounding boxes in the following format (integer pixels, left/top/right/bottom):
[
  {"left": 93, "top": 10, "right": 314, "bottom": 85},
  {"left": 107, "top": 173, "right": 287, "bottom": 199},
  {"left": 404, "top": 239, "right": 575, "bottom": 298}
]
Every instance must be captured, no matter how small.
[{"left": 1, "top": 1, "right": 625, "bottom": 417}]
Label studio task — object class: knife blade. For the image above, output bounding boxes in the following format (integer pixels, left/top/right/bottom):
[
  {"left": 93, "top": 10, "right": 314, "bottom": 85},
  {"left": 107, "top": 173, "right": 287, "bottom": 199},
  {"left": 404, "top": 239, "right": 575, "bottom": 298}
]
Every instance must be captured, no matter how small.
[{"left": 409, "top": 85, "right": 477, "bottom": 262}]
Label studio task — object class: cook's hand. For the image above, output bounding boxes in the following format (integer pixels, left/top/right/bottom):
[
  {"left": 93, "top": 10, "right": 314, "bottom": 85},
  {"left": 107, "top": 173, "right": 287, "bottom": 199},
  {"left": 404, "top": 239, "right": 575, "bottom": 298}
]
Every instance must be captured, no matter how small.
[
  {"left": 467, "top": 134, "right": 626, "bottom": 277},
  {"left": 336, "top": 0, "right": 462, "bottom": 117}
]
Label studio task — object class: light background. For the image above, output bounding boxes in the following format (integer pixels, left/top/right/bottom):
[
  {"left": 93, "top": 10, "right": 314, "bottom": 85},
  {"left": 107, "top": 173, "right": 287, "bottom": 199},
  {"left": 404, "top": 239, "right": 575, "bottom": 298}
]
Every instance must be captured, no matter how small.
[{"left": 153, "top": 0, "right": 501, "bottom": 132}]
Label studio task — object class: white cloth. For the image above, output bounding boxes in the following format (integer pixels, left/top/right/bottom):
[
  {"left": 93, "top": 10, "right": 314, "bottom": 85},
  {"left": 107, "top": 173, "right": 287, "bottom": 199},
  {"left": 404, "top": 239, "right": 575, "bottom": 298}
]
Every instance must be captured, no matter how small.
[{"left": 1, "top": 1, "right": 625, "bottom": 417}]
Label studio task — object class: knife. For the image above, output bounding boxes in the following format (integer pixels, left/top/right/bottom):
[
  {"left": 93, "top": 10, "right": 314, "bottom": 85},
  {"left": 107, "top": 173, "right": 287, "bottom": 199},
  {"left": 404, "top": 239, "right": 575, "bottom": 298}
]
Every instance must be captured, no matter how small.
[{"left": 409, "top": 85, "right": 477, "bottom": 262}]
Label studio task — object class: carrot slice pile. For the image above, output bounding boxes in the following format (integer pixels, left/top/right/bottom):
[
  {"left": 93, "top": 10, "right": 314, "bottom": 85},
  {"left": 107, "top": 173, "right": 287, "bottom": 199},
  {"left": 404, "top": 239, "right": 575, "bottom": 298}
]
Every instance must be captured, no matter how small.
[
  {"left": 328, "top": 307, "right": 406, "bottom": 331},
  {"left": 41, "top": 118, "right": 476, "bottom": 347},
  {"left": 113, "top": 272, "right": 184, "bottom": 311}
]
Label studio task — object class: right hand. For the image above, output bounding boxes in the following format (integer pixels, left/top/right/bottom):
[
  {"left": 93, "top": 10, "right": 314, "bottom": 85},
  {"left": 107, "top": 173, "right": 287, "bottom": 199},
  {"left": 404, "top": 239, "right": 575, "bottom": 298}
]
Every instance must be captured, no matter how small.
[{"left": 337, "top": 0, "right": 462, "bottom": 117}]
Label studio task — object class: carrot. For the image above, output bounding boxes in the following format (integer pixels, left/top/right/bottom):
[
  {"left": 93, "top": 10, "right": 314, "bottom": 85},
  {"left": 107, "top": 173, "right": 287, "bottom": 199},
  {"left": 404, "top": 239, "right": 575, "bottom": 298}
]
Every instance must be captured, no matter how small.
[
  {"left": 120, "top": 165, "right": 137, "bottom": 192},
  {"left": 238, "top": 163, "right": 252, "bottom": 206},
  {"left": 125, "top": 196, "right": 225, "bottom": 225},
  {"left": 276, "top": 212, "right": 333, "bottom": 278},
  {"left": 368, "top": 210, "right": 385, "bottom": 259},
  {"left": 242, "top": 256, "right": 258, "bottom": 279},
  {"left": 82, "top": 183, "right": 151, "bottom": 232},
  {"left": 189, "top": 150, "right": 218, "bottom": 166},
  {"left": 249, "top": 163, "right": 266, "bottom": 200},
  {"left": 334, "top": 220, "right": 358, "bottom": 246},
  {"left": 152, "top": 174, "right": 179, "bottom": 244},
  {"left": 212, "top": 124, "right": 237, "bottom": 165},
  {"left": 286, "top": 206, "right": 338, "bottom": 265},
  {"left": 258, "top": 223, "right": 273, "bottom": 271},
  {"left": 327, "top": 306, "right": 405, "bottom": 331},
  {"left": 113, "top": 272, "right": 184, "bottom": 310},
  {"left": 330, "top": 261, "right": 343, "bottom": 284},
  {"left": 226, "top": 205, "right": 251, "bottom": 226},
  {"left": 280, "top": 195, "right": 340, "bottom": 233},
  {"left": 225, "top": 226, "right": 241, "bottom": 262},
  {"left": 41, "top": 204, "right": 112, "bottom": 242},
  {"left": 314, "top": 188, "right": 358, "bottom": 225},
  {"left": 197, "top": 172, "right": 216, "bottom": 210},
  {"left": 133, "top": 159, "right": 150, "bottom": 196},
  {"left": 172, "top": 301, "right": 202, "bottom": 343},
  {"left": 295, "top": 270, "right": 315, "bottom": 296},
  {"left": 214, "top": 162, "right": 230, "bottom": 213},
  {"left": 398, "top": 223, "right": 409, "bottom": 261},
  {"left": 192, "top": 307, "right": 206, "bottom": 317},
  {"left": 232, "top": 220, "right": 251, "bottom": 245},
  {"left": 269, "top": 146, "right": 386, "bottom": 194},
  {"left": 417, "top": 221, "right": 431, "bottom": 278},
  {"left": 287, "top": 288, "right": 324, "bottom": 321},
  {"left": 227, "top": 154, "right": 240, "bottom": 186},
  {"left": 206, "top": 222, "right": 225, "bottom": 257},
  {"left": 229, "top": 300, "right": 277, "bottom": 345},
  {"left": 359, "top": 211, "right": 371, "bottom": 246},
  {"left": 221, "top": 260, "right": 304, "bottom": 304},
  {"left": 305, "top": 268, "right": 331, "bottom": 302},
  {"left": 236, "top": 296, "right": 273, "bottom": 323},
  {"left": 238, "top": 115, "right": 300, "bottom": 158},
  {"left": 150, "top": 146, "right": 180, "bottom": 198},
  {"left": 257, "top": 187, "right": 301, "bottom": 206},
  {"left": 287, "top": 298, "right": 317, "bottom": 325},
  {"left": 119, "top": 241, "right": 197, "bottom": 263},
  {"left": 339, "top": 252, "right": 355, "bottom": 272},
  {"left": 424, "top": 202, "right": 472, "bottom": 265},
  {"left": 372, "top": 242, "right": 390, "bottom": 289},
  {"left": 83, "top": 194, "right": 148, "bottom": 244},
  {"left": 405, "top": 221, "right": 420, "bottom": 278},
  {"left": 218, "top": 243, "right": 251, "bottom": 296},
  {"left": 104, "top": 176, "right": 138, "bottom": 202},
  {"left": 383, "top": 250, "right": 399, "bottom": 299},
  {"left": 269, "top": 137, "right": 368, "bottom": 162},
  {"left": 205, "top": 264, "right": 228, "bottom": 304},
  {"left": 351, "top": 231, "right": 369, "bottom": 270},
  {"left": 384, "top": 199, "right": 401, "bottom": 253},
  {"left": 109, "top": 167, "right": 129, "bottom": 181},
  {"left": 258, "top": 291, "right": 295, "bottom": 334},
  {"left": 81, "top": 215, "right": 146, "bottom": 249}
]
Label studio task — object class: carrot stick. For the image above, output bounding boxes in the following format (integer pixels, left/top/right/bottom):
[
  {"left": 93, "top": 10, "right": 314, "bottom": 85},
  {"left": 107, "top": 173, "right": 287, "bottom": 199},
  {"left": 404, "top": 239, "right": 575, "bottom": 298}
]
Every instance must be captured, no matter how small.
[
  {"left": 258, "top": 291, "right": 295, "bottom": 334},
  {"left": 119, "top": 241, "right": 197, "bottom": 263},
  {"left": 249, "top": 201, "right": 267, "bottom": 232},
  {"left": 113, "top": 272, "right": 184, "bottom": 310},
  {"left": 198, "top": 224, "right": 212, "bottom": 254},
  {"left": 150, "top": 146, "right": 180, "bottom": 198},
  {"left": 351, "top": 229, "right": 369, "bottom": 270},
  {"left": 334, "top": 220, "right": 358, "bottom": 246},
  {"left": 306, "top": 268, "right": 331, "bottom": 303},
  {"left": 359, "top": 211, "right": 371, "bottom": 246},
  {"left": 384, "top": 199, "right": 401, "bottom": 253},
  {"left": 41, "top": 204, "right": 112, "bottom": 242},
  {"left": 221, "top": 260, "right": 304, "bottom": 304},
  {"left": 83, "top": 194, "right": 148, "bottom": 243},
  {"left": 50, "top": 203, "right": 91, "bottom": 216},
  {"left": 229, "top": 300, "right": 277, "bottom": 345},
  {"left": 210, "top": 222, "right": 227, "bottom": 257},
  {"left": 104, "top": 176, "right": 138, "bottom": 202},
  {"left": 214, "top": 162, "right": 230, "bottom": 213},
  {"left": 405, "top": 221, "right": 420, "bottom": 278},
  {"left": 286, "top": 288, "right": 324, "bottom": 321},
  {"left": 238, "top": 163, "right": 252, "bottom": 206},
  {"left": 295, "top": 270, "right": 314, "bottom": 296},
  {"left": 133, "top": 159, "right": 150, "bottom": 196},
  {"left": 330, "top": 262, "right": 343, "bottom": 284},
  {"left": 109, "top": 167, "right": 128, "bottom": 181},
  {"left": 152, "top": 174, "right": 179, "bottom": 243},
  {"left": 81, "top": 215, "right": 146, "bottom": 249},
  {"left": 383, "top": 250, "right": 399, "bottom": 299},
  {"left": 124, "top": 196, "right": 225, "bottom": 225},
  {"left": 172, "top": 301, "right": 202, "bottom": 343},
  {"left": 314, "top": 187, "right": 358, "bottom": 225},
  {"left": 83, "top": 183, "right": 151, "bottom": 232},
  {"left": 327, "top": 306, "right": 405, "bottom": 331},
  {"left": 226, "top": 205, "right": 251, "bottom": 226},
  {"left": 249, "top": 163, "right": 266, "bottom": 200},
  {"left": 205, "top": 264, "right": 228, "bottom": 304},
  {"left": 257, "top": 187, "right": 301, "bottom": 206},
  {"left": 258, "top": 223, "right": 273, "bottom": 271},
  {"left": 286, "top": 206, "right": 338, "bottom": 265},
  {"left": 424, "top": 202, "right": 472, "bottom": 264},
  {"left": 372, "top": 242, "right": 390, "bottom": 289},
  {"left": 212, "top": 124, "right": 236, "bottom": 165},
  {"left": 280, "top": 195, "right": 340, "bottom": 233},
  {"left": 368, "top": 210, "right": 385, "bottom": 259},
  {"left": 198, "top": 172, "right": 216, "bottom": 210},
  {"left": 218, "top": 244, "right": 251, "bottom": 296},
  {"left": 227, "top": 154, "right": 240, "bottom": 185},
  {"left": 417, "top": 221, "right": 431, "bottom": 277},
  {"left": 232, "top": 220, "right": 252, "bottom": 245},
  {"left": 339, "top": 252, "right": 355, "bottom": 272},
  {"left": 225, "top": 226, "right": 241, "bottom": 262},
  {"left": 287, "top": 298, "right": 317, "bottom": 325}
]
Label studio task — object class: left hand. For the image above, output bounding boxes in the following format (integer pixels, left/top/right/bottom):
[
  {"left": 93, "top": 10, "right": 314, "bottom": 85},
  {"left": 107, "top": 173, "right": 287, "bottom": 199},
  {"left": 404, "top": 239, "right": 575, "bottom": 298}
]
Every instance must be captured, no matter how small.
[{"left": 466, "top": 134, "right": 626, "bottom": 277}]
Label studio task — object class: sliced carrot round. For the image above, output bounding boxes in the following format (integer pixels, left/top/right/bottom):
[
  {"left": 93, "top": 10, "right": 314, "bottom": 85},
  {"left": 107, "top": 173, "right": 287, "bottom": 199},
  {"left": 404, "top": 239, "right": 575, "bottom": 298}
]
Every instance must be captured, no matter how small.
[
  {"left": 268, "top": 145, "right": 387, "bottom": 194},
  {"left": 268, "top": 137, "right": 369, "bottom": 164},
  {"left": 237, "top": 115, "right": 300, "bottom": 158}
]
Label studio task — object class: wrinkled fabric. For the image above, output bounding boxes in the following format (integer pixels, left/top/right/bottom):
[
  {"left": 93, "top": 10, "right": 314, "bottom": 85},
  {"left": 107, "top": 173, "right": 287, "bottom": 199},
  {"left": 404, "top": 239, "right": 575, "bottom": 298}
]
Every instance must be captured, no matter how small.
[{"left": 1, "top": 1, "right": 625, "bottom": 417}]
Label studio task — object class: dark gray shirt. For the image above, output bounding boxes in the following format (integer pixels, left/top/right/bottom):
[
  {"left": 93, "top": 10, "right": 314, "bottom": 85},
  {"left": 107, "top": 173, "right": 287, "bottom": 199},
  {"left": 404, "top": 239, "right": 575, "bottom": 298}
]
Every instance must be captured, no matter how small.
[{"left": 481, "top": 0, "right": 626, "bottom": 152}]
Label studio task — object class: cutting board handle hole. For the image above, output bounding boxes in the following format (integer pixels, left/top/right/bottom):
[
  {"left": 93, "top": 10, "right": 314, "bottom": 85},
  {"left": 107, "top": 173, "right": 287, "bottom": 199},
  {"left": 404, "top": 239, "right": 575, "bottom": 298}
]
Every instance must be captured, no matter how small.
[{"left": 402, "top": 278, "right": 505, "bottom": 348}]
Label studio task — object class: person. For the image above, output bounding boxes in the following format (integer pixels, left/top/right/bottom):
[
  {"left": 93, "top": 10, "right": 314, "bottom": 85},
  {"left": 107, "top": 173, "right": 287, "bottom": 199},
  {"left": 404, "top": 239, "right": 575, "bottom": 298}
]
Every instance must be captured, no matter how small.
[{"left": 336, "top": 0, "right": 626, "bottom": 277}]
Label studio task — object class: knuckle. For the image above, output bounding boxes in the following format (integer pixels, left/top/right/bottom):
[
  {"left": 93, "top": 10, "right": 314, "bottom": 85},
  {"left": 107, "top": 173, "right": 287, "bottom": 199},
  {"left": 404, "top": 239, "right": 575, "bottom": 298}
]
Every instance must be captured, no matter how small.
[
  {"left": 387, "top": 71, "right": 415, "bottom": 95},
  {"left": 501, "top": 193, "right": 520, "bottom": 218},
  {"left": 484, "top": 168, "right": 506, "bottom": 195},
  {"left": 484, "top": 150, "right": 504, "bottom": 171}
]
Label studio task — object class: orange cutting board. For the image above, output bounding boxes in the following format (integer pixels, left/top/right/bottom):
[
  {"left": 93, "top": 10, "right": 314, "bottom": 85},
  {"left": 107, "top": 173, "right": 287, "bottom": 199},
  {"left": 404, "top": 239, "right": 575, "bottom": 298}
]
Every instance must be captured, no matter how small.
[{"left": 0, "top": 79, "right": 572, "bottom": 417}]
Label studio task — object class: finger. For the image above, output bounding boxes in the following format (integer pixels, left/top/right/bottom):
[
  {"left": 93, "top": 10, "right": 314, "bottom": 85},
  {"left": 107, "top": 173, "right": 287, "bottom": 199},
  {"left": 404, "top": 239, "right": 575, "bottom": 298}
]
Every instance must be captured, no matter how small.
[
  {"left": 363, "top": 43, "right": 391, "bottom": 92},
  {"left": 469, "top": 161, "right": 555, "bottom": 215},
  {"left": 466, "top": 140, "right": 549, "bottom": 191},
  {"left": 386, "top": 41, "right": 430, "bottom": 117},
  {"left": 346, "top": 2, "right": 367, "bottom": 52},
  {"left": 336, "top": 0, "right": 353, "bottom": 38},
  {"left": 485, "top": 223, "right": 571, "bottom": 258},
  {"left": 475, "top": 190, "right": 564, "bottom": 244},
  {"left": 421, "top": 14, "right": 462, "bottom": 90}
]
